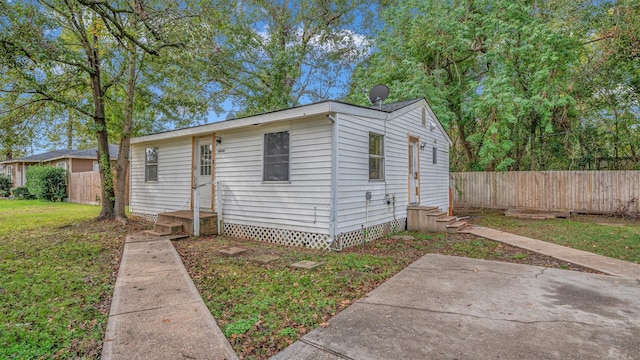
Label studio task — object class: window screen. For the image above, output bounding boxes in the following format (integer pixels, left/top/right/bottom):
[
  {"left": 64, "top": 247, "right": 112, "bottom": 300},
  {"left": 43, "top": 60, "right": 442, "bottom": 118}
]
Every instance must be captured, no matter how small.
[
  {"left": 263, "top": 131, "right": 289, "bottom": 181},
  {"left": 145, "top": 147, "right": 158, "bottom": 182},
  {"left": 369, "top": 133, "right": 384, "bottom": 180}
]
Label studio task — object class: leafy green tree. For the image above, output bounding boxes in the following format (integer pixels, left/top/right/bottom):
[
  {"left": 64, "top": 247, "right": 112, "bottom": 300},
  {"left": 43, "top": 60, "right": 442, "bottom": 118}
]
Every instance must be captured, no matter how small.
[
  {"left": 209, "top": 0, "right": 372, "bottom": 116},
  {"left": 1, "top": 0, "right": 225, "bottom": 219},
  {"left": 348, "top": 0, "right": 583, "bottom": 171}
]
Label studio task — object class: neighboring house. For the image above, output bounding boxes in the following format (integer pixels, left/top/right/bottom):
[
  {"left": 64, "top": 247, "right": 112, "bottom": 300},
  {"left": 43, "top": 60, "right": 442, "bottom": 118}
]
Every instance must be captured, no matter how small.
[
  {"left": 0, "top": 145, "right": 120, "bottom": 203},
  {"left": 129, "top": 99, "right": 452, "bottom": 249}
]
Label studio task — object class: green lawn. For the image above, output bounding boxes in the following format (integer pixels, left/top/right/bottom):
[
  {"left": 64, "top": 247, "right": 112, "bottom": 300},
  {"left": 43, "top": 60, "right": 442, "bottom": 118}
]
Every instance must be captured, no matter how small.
[
  {"left": 463, "top": 209, "right": 640, "bottom": 264},
  {"left": 0, "top": 200, "right": 136, "bottom": 359}
]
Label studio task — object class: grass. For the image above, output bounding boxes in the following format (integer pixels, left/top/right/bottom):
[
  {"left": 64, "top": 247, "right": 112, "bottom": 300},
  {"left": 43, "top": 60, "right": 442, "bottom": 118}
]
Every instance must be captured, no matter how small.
[
  {"left": 174, "top": 230, "right": 583, "bottom": 359},
  {"left": 464, "top": 209, "right": 640, "bottom": 264},
  {"left": 0, "top": 200, "right": 144, "bottom": 359}
]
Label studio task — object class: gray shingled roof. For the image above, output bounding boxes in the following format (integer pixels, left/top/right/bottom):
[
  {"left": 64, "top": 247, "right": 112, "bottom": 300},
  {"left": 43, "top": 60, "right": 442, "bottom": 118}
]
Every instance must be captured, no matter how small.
[
  {"left": 3, "top": 144, "right": 119, "bottom": 163},
  {"left": 370, "top": 99, "right": 422, "bottom": 113}
]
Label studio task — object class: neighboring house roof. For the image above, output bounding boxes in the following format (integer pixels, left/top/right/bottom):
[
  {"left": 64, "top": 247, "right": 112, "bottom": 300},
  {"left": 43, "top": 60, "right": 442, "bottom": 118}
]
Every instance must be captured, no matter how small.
[
  {"left": 132, "top": 99, "right": 452, "bottom": 145},
  {"left": 0, "top": 144, "right": 120, "bottom": 165}
]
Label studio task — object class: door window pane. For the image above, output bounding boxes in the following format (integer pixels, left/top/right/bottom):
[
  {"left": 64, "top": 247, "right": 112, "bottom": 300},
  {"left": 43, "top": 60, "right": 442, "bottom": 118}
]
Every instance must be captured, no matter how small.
[{"left": 200, "top": 144, "right": 212, "bottom": 176}]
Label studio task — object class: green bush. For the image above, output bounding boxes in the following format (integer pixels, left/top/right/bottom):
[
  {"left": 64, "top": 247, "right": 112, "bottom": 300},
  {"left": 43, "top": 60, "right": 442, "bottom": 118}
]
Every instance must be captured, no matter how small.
[
  {"left": 0, "top": 174, "right": 11, "bottom": 197},
  {"left": 26, "top": 165, "right": 67, "bottom": 202},
  {"left": 11, "top": 186, "right": 35, "bottom": 199}
]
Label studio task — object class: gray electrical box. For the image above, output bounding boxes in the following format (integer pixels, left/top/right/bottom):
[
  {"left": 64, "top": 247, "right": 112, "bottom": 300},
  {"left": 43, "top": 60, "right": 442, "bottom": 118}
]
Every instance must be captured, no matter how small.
[{"left": 365, "top": 191, "right": 372, "bottom": 201}]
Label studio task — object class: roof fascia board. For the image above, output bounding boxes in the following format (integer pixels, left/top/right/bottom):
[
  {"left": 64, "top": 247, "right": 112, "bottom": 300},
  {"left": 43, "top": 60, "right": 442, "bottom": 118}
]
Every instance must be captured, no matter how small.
[{"left": 132, "top": 101, "right": 387, "bottom": 145}]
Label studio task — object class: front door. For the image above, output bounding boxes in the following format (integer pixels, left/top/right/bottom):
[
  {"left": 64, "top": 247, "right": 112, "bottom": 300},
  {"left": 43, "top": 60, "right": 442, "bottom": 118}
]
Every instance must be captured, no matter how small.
[
  {"left": 408, "top": 138, "right": 420, "bottom": 205},
  {"left": 196, "top": 138, "right": 213, "bottom": 211}
]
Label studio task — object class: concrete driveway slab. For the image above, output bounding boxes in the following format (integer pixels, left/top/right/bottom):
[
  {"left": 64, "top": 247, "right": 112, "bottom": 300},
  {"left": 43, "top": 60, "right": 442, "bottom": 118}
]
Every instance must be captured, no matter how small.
[{"left": 273, "top": 254, "right": 640, "bottom": 360}]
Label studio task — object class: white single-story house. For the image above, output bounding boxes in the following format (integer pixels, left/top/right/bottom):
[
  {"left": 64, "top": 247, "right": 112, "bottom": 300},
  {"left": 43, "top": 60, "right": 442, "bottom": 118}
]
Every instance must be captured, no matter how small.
[{"left": 129, "top": 99, "right": 451, "bottom": 249}]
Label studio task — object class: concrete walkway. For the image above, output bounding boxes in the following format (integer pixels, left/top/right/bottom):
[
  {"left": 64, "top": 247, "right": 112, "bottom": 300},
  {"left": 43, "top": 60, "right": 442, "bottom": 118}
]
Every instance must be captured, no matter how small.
[
  {"left": 462, "top": 225, "right": 640, "bottom": 279},
  {"left": 101, "top": 233, "right": 238, "bottom": 360}
]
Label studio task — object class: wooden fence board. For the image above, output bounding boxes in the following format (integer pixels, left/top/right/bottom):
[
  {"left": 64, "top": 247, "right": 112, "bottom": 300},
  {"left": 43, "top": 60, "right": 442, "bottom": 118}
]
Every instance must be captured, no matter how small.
[
  {"left": 451, "top": 171, "right": 640, "bottom": 214},
  {"left": 68, "top": 171, "right": 129, "bottom": 205}
]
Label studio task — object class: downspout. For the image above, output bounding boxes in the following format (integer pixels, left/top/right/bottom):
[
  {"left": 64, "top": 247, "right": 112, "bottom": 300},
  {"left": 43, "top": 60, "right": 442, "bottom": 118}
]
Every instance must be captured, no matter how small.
[{"left": 327, "top": 113, "right": 340, "bottom": 251}]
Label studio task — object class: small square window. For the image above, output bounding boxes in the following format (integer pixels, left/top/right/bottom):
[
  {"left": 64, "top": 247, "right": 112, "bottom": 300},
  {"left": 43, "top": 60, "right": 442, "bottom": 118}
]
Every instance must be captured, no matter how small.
[
  {"left": 369, "top": 133, "right": 384, "bottom": 180},
  {"left": 263, "top": 131, "right": 289, "bottom": 182},
  {"left": 432, "top": 147, "right": 438, "bottom": 164},
  {"left": 145, "top": 147, "right": 158, "bottom": 182}
]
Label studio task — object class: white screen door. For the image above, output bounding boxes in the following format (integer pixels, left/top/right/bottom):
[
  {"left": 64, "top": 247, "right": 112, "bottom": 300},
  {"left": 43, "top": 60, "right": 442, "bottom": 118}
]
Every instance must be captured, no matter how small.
[
  {"left": 409, "top": 139, "right": 420, "bottom": 204},
  {"left": 196, "top": 138, "right": 213, "bottom": 211}
]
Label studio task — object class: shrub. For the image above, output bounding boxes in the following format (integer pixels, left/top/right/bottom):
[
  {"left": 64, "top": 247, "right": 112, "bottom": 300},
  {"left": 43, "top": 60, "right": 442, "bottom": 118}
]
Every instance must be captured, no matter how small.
[
  {"left": 11, "top": 186, "right": 35, "bottom": 199},
  {"left": 26, "top": 165, "right": 67, "bottom": 202},
  {"left": 0, "top": 174, "right": 11, "bottom": 197}
]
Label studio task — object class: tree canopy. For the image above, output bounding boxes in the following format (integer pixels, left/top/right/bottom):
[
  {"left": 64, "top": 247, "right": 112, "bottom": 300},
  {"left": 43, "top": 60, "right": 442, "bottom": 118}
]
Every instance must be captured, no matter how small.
[{"left": 347, "top": 0, "right": 639, "bottom": 171}]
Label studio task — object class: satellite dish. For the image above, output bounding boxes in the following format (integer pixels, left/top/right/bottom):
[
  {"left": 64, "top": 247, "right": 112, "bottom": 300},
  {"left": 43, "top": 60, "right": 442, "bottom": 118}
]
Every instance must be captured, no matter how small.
[
  {"left": 225, "top": 112, "right": 236, "bottom": 120},
  {"left": 368, "top": 84, "right": 389, "bottom": 105}
]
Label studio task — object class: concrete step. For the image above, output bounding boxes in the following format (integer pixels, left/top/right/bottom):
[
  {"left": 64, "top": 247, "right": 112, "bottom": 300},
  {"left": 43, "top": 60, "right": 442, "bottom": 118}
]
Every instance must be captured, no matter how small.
[
  {"left": 154, "top": 221, "right": 183, "bottom": 235},
  {"left": 445, "top": 220, "right": 468, "bottom": 233},
  {"left": 143, "top": 229, "right": 171, "bottom": 236}
]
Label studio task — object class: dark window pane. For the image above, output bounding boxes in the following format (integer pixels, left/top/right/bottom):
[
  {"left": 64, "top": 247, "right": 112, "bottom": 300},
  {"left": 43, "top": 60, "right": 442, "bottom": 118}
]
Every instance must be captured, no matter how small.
[{"left": 264, "top": 131, "right": 289, "bottom": 181}]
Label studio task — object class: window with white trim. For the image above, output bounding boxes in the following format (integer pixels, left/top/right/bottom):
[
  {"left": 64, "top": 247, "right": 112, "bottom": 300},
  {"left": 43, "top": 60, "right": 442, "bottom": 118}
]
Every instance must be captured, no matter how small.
[
  {"left": 369, "top": 132, "right": 384, "bottom": 180},
  {"left": 263, "top": 131, "right": 289, "bottom": 182},
  {"left": 145, "top": 147, "right": 158, "bottom": 182}
]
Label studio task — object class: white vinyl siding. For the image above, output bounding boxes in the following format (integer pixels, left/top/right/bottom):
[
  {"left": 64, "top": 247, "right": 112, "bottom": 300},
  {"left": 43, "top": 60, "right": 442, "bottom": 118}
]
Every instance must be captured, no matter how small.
[
  {"left": 335, "top": 105, "right": 450, "bottom": 234},
  {"left": 130, "top": 137, "right": 193, "bottom": 215},
  {"left": 215, "top": 116, "right": 332, "bottom": 234}
]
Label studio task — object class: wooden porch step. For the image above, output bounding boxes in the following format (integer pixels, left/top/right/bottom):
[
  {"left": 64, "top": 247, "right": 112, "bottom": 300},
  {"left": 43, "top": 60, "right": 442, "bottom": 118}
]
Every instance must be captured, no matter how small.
[{"left": 436, "top": 216, "right": 457, "bottom": 223}]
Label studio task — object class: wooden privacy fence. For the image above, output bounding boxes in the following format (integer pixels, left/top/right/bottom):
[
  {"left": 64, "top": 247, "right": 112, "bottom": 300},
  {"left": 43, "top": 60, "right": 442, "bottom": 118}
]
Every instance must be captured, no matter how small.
[
  {"left": 451, "top": 171, "right": 640, "bottom": 214},
  {"left": 68, "top": 171, "right": 129, "bottom": 205}
]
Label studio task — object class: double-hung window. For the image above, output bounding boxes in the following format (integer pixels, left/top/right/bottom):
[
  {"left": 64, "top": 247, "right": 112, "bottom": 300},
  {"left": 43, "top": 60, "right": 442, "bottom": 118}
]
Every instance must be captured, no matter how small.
[
  {"left": 369, "top": 132, "right": 384, "bottom": 180},
  {"left": 263, "top": 131, "right": 289, "bottom": 182},
  {"left": 145, "top": 147, "right": 158, "bottom": 182}
]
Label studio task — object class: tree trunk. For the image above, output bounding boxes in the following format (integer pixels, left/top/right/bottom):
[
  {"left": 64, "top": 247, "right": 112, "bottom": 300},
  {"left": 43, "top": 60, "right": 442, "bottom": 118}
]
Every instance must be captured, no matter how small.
[
  {"left": 114, "top": 46, "right": 137, "bottom": 221},
  {"left": 67, "top": 111, "right": 73, "bottom": 149},
  {"left": 88, "top": 37, "right": 115, "bottom": 220}
]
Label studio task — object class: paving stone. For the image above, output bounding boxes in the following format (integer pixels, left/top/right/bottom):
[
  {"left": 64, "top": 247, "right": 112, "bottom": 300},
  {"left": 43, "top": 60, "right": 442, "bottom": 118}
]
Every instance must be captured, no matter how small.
[
  {"left": 218, "top": 247, "right": 248, "bottom": 256},
  {"left": 337, "top": 270, "right": 365, "bottom": 278},
  {"left": 252, "top": 255, "right": 280, "bottom": 264},
  {"left": 390, "top": 235, "right": 415, "bottom": 241},
  {"left": 290, "top": 260, "right": 324, "bottom": 270}
]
